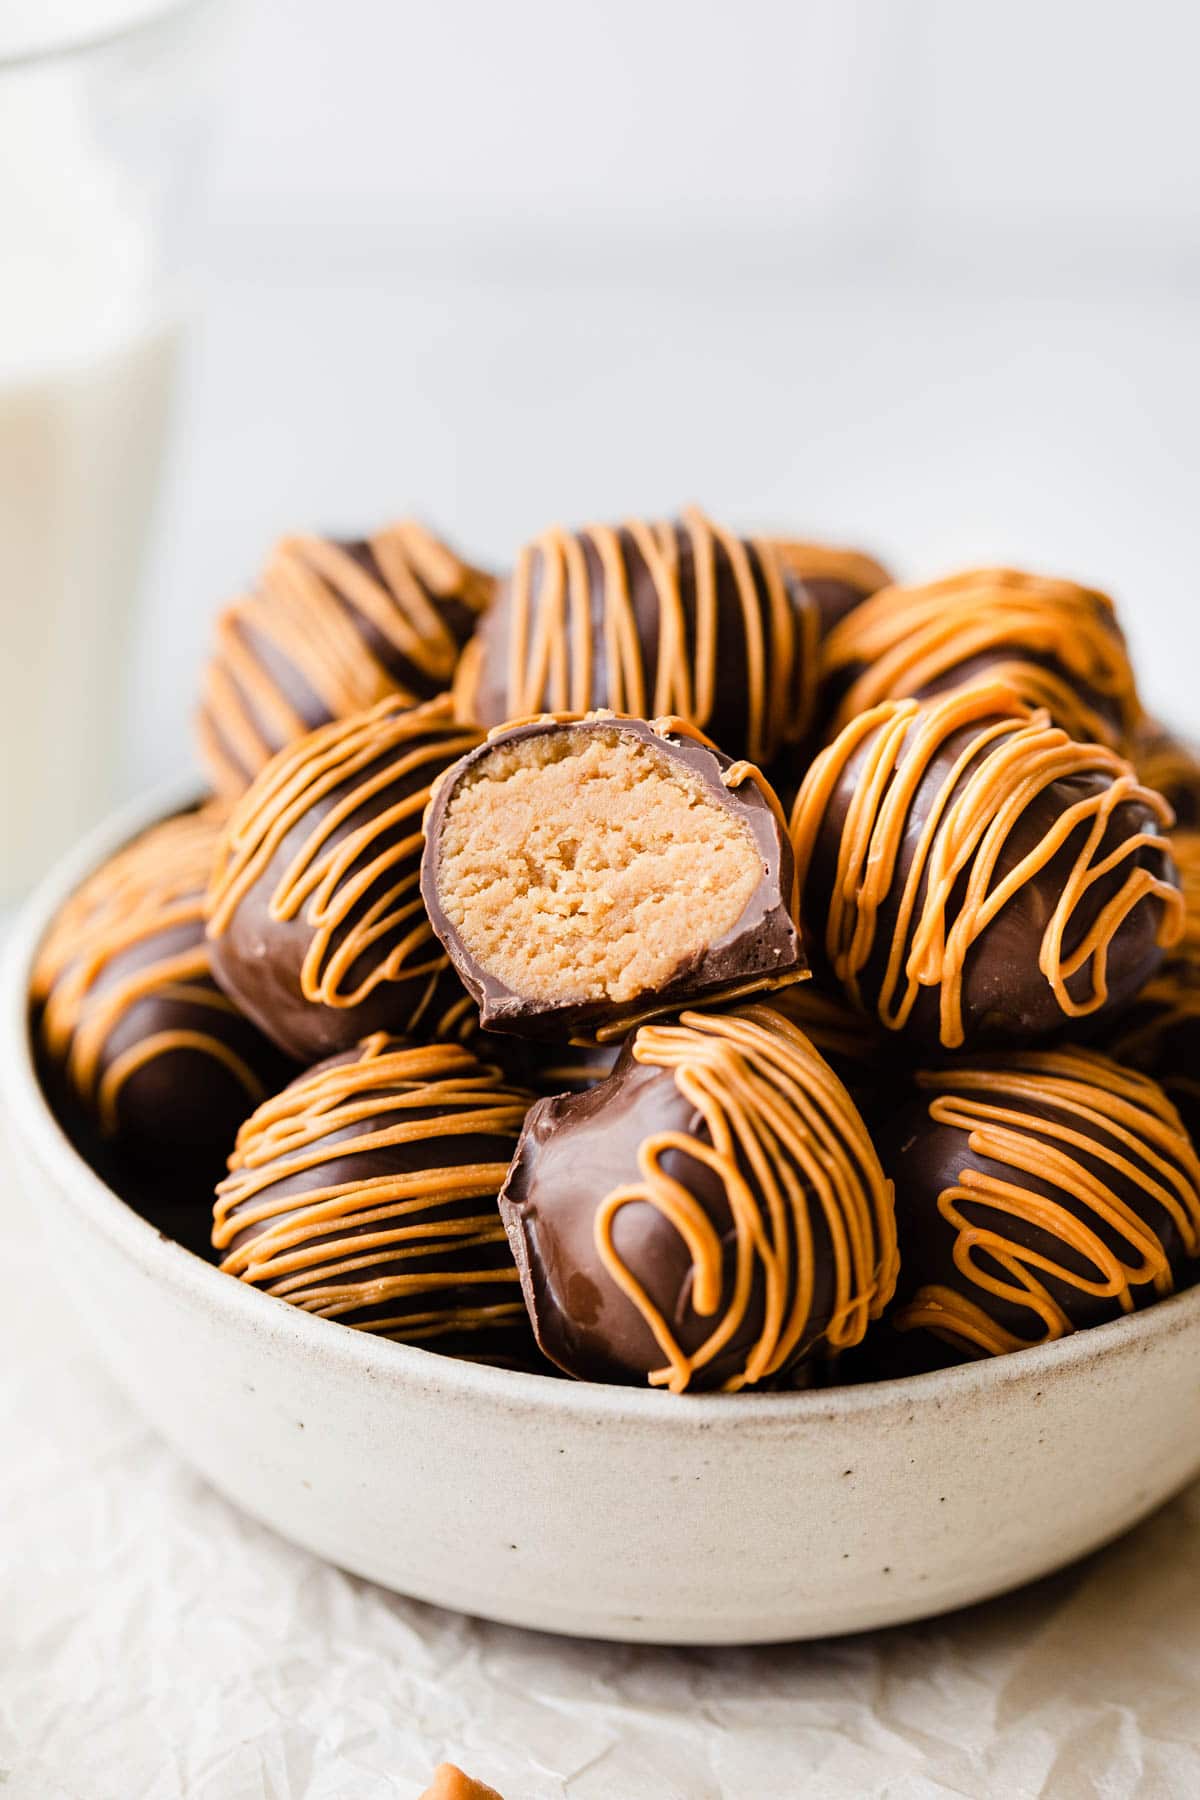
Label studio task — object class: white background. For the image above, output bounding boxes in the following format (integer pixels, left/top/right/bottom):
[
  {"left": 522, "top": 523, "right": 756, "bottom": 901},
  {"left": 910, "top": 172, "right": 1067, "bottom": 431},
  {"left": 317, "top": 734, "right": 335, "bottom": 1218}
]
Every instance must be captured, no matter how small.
[{"left": 127, "top": 0, "right": 1200, "bottom": 789}]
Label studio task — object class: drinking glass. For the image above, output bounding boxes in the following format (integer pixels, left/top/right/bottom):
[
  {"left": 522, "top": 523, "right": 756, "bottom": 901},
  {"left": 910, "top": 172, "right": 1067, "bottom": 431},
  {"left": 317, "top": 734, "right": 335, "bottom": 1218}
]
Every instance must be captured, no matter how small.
[{"left": 0, "top": 0, "right": 227, "bottom": 910}]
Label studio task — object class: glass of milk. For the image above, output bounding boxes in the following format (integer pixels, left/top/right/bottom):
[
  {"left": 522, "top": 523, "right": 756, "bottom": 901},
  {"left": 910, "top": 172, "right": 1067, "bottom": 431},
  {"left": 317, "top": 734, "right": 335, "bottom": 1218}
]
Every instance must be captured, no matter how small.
[{"left": 0, "top": 1, "right": 226, "bottom": 910}]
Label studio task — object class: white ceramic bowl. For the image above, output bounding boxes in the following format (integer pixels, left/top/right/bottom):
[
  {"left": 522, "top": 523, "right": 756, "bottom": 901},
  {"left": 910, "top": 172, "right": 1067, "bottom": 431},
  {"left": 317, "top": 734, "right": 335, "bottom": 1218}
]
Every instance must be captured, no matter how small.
[{"left": 5, "top": 783, "right": 1200, "bottom": 1646}]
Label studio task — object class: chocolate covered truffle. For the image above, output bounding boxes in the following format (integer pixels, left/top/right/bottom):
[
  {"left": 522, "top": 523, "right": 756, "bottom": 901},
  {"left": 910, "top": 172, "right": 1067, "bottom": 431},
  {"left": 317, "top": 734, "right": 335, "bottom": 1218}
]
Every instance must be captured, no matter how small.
[
  {"left": 820, "top": 567, "right": 1140, "bottom": 747},
  {"left": 197, "top": 522, "right": 493, "bottom": 797},
  {"left": 213, "top": 1036, "right": 533, "bottom": 1355},
  {"left": 452, "top": 507, "right": 820, "bottom": 766},
  {"left": 206, "top": 695, "right": 485, "bottom": 1061},
  {"left": 882, "top": 1049, "right": 1200, "bottom": 1358},
  {"left": 764, "top": 537, "right": 893, "bottom": 633},
  {"left": 32, "top": 808, "right": 288, "bottom": 1175},
  {"left": 790, "top": 682, "right": 1182, "bottom": 1052},
  {"left": 1132, "top": 718, "right": 1200, "bottom": 830},
  {"left": 421, "top": 712, "right": 804, "bottom": 1040},
  {"left": 499, "top": 1003, "right": 898, "bottom": 1392}
]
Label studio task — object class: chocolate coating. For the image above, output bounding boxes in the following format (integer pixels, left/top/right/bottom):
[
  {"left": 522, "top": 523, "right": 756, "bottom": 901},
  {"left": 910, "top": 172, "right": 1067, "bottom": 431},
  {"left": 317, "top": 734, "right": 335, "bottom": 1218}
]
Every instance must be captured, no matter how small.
[
  {"left": 206, "top": 695, "right": 485, "bottom": 1061},
  {"left": 197, "top": 522, "right": 493, "bottom": 797},
  {"left": 453, "top": 508, "right": 819, "bottom": 766},
  {"left": 213, "top": 1035, "right": 534, "bottom": 1356},
  {"left": 791, "top": 683, "right": 1182, "bottom": 1053},
  {"left": 31, "top": 808, "right": 291, "bottom": 1181},
  {"left": 820, "top": 567, "right": 1140, "bottom": 748},
  {"left": 499, "top": 1003, "right": 897, "bottom": 1392},
  {"left": 490, "top": 1035, "right": 621, "bottom": 1099},
  {"left": 880, "top": 1049, "right": 1200, "bottom": 1358},
  {"left": 421, "top": 712, "right": 805, "bottom": 1040}
]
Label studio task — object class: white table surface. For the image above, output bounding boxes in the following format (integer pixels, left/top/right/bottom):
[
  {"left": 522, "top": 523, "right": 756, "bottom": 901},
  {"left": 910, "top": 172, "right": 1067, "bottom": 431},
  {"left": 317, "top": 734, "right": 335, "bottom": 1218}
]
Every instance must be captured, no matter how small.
[{"left": 4, "top": 1100, "right": 1200, "bottom": 1800}]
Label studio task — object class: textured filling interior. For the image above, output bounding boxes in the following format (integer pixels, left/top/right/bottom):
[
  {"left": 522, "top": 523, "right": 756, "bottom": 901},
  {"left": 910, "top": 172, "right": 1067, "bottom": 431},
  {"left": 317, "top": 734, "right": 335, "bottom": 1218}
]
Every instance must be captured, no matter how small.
[{"left": 436, "top": 729, "right": 764, "bottom": 1005}]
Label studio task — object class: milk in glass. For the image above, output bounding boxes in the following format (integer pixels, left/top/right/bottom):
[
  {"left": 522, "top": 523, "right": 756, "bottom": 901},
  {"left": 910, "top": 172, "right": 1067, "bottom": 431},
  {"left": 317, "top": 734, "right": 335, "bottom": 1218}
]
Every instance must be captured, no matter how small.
[{"left": 0, "top": 16, "right": 188, "bottom": 905}]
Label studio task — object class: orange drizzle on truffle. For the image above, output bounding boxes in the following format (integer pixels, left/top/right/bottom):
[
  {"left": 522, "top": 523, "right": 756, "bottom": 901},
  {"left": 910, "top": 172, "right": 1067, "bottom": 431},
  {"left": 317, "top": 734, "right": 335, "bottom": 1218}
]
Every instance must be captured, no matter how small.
[
  {"left": 207, "top": 695, "right": 483, "bottom": 1014},
  {"left": 32, "top": 808, "right": 269, "bottom": 1134},
  {"left": 214, "top": 1036, "right": 531, "bottom": 1343},
  {"left": 455, "top": 508, "right": 818, "bottom": 767},
  {"left": 894, "top": 1049, "right": 1200, "bottom": 1357},
  {"left": 765, "top": 538, "right": 891, "bottom": 600},
  {"left": 591, "top": 1004, "right": 897, "bottom": 1394},
  {"left": 789, "top": 683, "right": 1182, "bottom": 1050},
  {"left": 821, "top": 567, "right": 1140, "bottom": 746},
  {"left": 198, "top": 523, "right": 492, "bottom": 795}
]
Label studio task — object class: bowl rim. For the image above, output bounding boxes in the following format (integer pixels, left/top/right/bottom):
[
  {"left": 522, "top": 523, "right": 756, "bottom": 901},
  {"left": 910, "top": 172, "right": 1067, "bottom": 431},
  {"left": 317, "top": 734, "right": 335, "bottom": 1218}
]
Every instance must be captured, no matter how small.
[{"left": 5, "top": 776, "right": 1200, "bottom": 1429}]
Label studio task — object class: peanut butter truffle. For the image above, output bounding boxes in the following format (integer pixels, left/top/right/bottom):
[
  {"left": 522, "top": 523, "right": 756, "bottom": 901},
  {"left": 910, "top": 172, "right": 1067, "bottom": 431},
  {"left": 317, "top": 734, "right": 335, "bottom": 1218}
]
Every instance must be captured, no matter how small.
[
  {"left": 880, "top": 1049, "right": 1200, "bottom": 1359},
  {"left": 790, "top": 682, "right": 1182, "bottom": 1053},
  {"left": 452, "top": 507, "right": 820, "bottom": 766},
  {"left": 206, "top": 695, "right": 485, "bottom": 1061},
  {"left": 498, "top": 1003, "right": 898, "bottom": 1392},
  {"left": 421, "top": 712, "right": 804, "bottom": 1040},
  {"left": 214, "top": 1036, "right": 533, "bottom": 1357},
  {"left": 31, "top": 808, "right": 289, "bottom": 1174},
  {"left": 820, "top": 566, "right": 1140, "bottom": 747},
  {"left": 197, "top": 521, "right": 494, "bottom": 797}
]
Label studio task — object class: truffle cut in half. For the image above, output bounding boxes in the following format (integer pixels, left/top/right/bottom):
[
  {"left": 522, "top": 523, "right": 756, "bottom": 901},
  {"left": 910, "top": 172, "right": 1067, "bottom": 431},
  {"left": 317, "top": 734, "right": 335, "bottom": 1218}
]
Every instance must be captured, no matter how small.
[{"left": 421, "top": 712, "right": 804, "bottom": 1040}]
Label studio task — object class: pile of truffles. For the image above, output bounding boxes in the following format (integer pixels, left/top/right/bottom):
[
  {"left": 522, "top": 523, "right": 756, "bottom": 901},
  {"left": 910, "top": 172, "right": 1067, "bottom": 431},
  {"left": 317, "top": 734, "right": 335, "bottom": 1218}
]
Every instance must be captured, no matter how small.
[{"left": 30, "top": 509, "right": 1200, "bottom": 1392}]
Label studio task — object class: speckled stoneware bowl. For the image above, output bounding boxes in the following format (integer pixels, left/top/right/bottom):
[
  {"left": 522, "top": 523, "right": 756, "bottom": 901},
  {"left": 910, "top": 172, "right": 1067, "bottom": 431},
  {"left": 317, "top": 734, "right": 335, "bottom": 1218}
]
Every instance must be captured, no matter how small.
[{"left": 5, "top": 783, "right": 1200, "bottom": 1646}]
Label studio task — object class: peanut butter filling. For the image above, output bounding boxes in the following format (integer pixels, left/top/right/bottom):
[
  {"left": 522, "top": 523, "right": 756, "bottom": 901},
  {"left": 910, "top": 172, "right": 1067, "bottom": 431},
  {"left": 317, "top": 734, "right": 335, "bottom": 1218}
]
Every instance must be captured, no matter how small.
[{"left": 434, "top": 726, "right": 765, "bottom": 1007}]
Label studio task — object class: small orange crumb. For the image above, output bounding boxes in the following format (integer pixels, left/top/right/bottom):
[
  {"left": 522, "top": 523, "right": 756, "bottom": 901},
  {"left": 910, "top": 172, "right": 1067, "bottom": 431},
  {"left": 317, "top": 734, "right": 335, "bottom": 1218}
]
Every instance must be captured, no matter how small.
[{"left": 419, "top": 1762, "right": 507, "bottom": 1800}]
